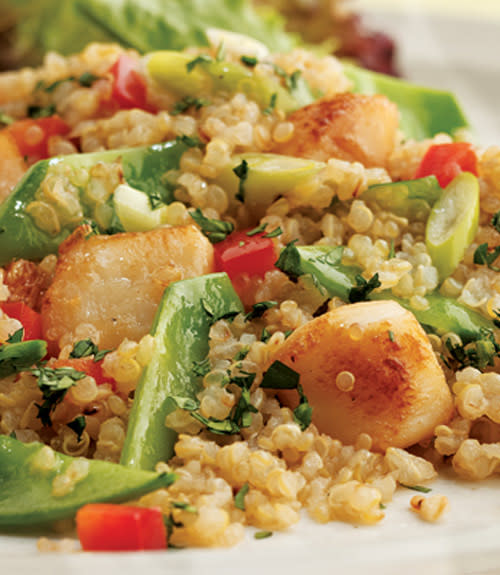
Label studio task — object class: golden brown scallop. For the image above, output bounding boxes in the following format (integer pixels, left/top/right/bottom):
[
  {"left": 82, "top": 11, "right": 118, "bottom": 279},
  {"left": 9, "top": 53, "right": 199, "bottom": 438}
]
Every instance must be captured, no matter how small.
[
  {"left": 269, "top": 300, "right": 453, "bottom": 451},
  {"left": 42, "top": 224, "right": 214, "bottom": 351},
  {"left": 274, "top": 92, "right": 399, "bottom": 168}
]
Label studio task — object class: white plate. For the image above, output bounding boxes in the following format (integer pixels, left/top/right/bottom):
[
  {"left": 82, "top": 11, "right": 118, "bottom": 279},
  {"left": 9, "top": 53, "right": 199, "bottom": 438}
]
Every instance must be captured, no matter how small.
[{"left": 2, "top": 6, "right": 500, "bottom": 575}]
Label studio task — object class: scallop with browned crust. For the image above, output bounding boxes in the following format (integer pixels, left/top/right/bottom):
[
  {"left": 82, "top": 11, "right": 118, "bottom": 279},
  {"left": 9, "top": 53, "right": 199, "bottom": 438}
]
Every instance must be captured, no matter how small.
[
  {"left": 270, "top": 300, "right": 453, "bottom": 451},
  {"left": 274, "top": 93, "right": 399, "bottom": 168},
  {"left": 42, "top": 224, "right": 214, "bottom": 351}
]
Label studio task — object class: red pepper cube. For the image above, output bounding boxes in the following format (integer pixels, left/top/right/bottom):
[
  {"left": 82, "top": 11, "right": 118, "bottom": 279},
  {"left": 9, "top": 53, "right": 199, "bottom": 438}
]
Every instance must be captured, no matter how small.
[
  {"left": 415, "top": 142, "right": 478, "bottom": 189},
  {"left": 0, "top": 301, "right": 43, "bottom": 341},
  {"left": 76, "top": 504, "right": 167, "bottom": 552},
  {"left": 109, "top": 55, "right": 157, "bottom": 113},
  {"left": 214, "top": 231, "right": 276, "bottom": 280},
  {"left": 7, "top": 116, "right": 70, "bottom": 161}
]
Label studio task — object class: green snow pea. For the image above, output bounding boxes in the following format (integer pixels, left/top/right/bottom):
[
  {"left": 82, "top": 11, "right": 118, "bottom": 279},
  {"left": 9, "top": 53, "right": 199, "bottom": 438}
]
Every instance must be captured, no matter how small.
[
  {"left": 147, "top": 51, "right": 315, "bottom": 114},
  {"left": 0, "top": 339, "right": 47, "bottom": 379},
  {"left": 343, "top": 62, "right": 469, "bottom": 140},
  {"left": 277, "top": 244, "right": 494, "bottom": 344},
  {"left": 0, "top": 139, "right": 188, "bottom": 266},
  {"left": 121, "top": 273, "right": 243, "bottom": 471},
  {"left": 361, "top": 176, "right": 442, "bottom": 221},
  {"left": 0, "top": 435, "right": 176, "bottom": 527}
]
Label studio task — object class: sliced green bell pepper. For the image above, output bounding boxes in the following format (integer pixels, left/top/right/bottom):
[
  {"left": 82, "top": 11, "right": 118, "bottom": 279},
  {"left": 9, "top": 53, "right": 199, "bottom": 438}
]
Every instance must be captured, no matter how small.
[
  {"left": 0, "top": 435, "right": 176, "bottom": 527},
  {"left": 343, "top": 62, "right": 469, "bottom": 141},
  {"left": 121, "top": 272, "right": 243, "bottom": 470},
  {"left": 0, "top": 140, "right": 188, "bottom": 266},
  {"left": 361, "top": 176, "right": 442, "bottom": 221},
  {"left": 277, "top": 244, "right": 494, "bottom": 344}
]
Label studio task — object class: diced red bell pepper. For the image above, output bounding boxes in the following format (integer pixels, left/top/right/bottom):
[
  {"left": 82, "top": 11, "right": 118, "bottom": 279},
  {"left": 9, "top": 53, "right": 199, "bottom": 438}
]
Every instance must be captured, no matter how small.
[
  {"left": 0, "top": 301, "right": 42, "bottom": 341},
  {"left": 109, "top": 55, "right": 156, "bottom": 113},
  {"left": 415, "top": 142, "right": 478, "bottom": 188},
  {"left": 76, "top": 503, "right": 167, "bottom": 552},
  {"left": 214, "top": 230, "right": 277, "bottom": 280},
  {"left": 51, "top": 357, "right": 116, "bottom": 390},
  {"left": 7, "top": 116, "right": 70, "bottom": 161}
]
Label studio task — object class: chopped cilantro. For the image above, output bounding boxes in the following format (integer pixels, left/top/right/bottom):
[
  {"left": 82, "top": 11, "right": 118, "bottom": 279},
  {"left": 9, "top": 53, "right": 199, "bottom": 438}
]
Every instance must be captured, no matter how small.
[
  {"left": 264, "top": 227, "right": 283, "bottom": 238},
  {"left": 388, "top": 330, "right": 395, "bottom": 342},
  {"left": 233, "top": 159, "right": 249, "bottom": 203},
  {"left": 33, "top": 366, "right": 86, "bottom": 426},
  {"left": 379, "top": 503, "right": 387, "bottom": 510},
  {"left": 285, "top": 70, "right": 302, "bottom": 92},
  {"left": 260, "top": 328, "right": 272, "bottom": 343},
  {"left": 492, "top": 211, "right": 500, "bottom": 233},
  {"left": 473, "top": 243, "right": 500, "bottom": 272},
  {"left": 190, "top": 412, "right": 241, "bottom": 435},
  {"left": 234, "top": 347, "right": 250, "bottom": 361},
  {"left": 175, "top": 134, "right": 203, "bottom": 148},
  {"left": 186, "top": 54, "right": 213, "bottom": 73},
  {"left": 7, "top": 328, "right": 24, "bottom": 344},
  {"left": 201, "top": 298, "right": 239, "bottom": 325},
  {"left": 0, "top": 111, "right": 14, "bottom": 126},
  {"left": 241, "top": 55, "right": 258, "bottom": 67},
  {"left": 400, "top": 483, "right": 432, "bottom": 493},
  {"left": 246, "top": 223, "right": 268, "bottom": 236},
  {"left": 445, "top": 329, "right": 499, "bottom": 371},
  {"left": 78, "top": 72, "right": 101, "bottom": 87},
  {"left": 263, "top": 92, "right": 277, "bottom": 115},
  {"left": 261, "top": 360, "right": 300, "bottom": 390},
  {"left": 166, "top": 395, "right": 200, "bottom": 412},
  {"left": 27, "top": 104, "right": 56, "bottom": 118},
  {"left": 348, "top": 273, "right": 381, "bottom": 303},
  {"left": 274, "top": 240, "right": 303, "bottom": 282},
  {"left": 172, "top": 96, "right": 210, "bottom": 116},
  {"left": 293, "top": 383, "right": 313, "bottom": 431},
  {"left": 81, "top": 219, "right": 100, "bottom": 239},
  {"left": 192, "top": 357, "right": 211, "bottom": 377},
  {"left": 67, "top": 415, "right": 86, "bottom": 441},
  {"left": 189, "top": 207, "right": 234, "bottom": 243},
  {"left": 69, "top": 338, "right": 111, "bottom": 362},
  {"left": 254, "top": 530, "right": 273, "bottom": 540},
  {"left": 244, "top": 301, "right": 277, "bottom": 321},
  {"left": 172, "top": 501, "right": 198, "bottom": 514},
  {"left": 234, "top": 482, "right": 249, "bottom": 510}
]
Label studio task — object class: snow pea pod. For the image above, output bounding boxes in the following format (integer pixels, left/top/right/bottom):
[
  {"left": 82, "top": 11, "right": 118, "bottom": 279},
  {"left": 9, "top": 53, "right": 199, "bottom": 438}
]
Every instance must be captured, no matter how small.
[
  {"left": 0, "top": 140, "right": 188, "bottom": 266},
  {"left": 0, "top": 435, "right": 175, "bottom": 527},
  {"left": 343, "top": 62, "right": 469, "bottom": 140},
  {"left": 278, "top": 244, "right": 494, "bottom": 344},
  {"left": 121, "top": 272, "right": 243, "bottom": 470}
]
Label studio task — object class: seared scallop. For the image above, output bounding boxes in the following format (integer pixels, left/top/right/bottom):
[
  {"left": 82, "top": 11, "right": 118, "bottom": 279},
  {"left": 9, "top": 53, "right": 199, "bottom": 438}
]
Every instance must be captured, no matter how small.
[
  {"left": 274, "top": 93, "right": 399, "bottom": 168},
  {"left": 42, "top": 224, "right": 214, "bottom": 351},
  {"left": 269, "top": 300, "right": 453, "bottom": 451}
]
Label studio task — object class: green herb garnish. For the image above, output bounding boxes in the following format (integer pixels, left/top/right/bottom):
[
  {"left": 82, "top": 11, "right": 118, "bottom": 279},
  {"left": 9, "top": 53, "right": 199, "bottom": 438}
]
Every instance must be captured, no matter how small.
[
  {"left": 27, "top": 104, "right": 56, "bottom": 119},
  {"left": 234, "top": 482, "right": 249, "bottom": 510},
  {"left": 233, "top": 159, "right": 249, "bottom": 203},
  {"left": 348, "top": 273, "right": 381, "bottom": 303},
  {"left": 254, "top": 530, "right": 273, "bottom": 539},
  {"left": 263, "top": 92, "right": 277, "bottom": 115},
  {"left": 172, "top": 96, "right": 210, "bottom": 116},
  {"left": 0, "top": 112, "right": 15, "bottom": 126},
  {"left": 186, "top": 54, "right": 213, "bottom": 72},
  {"left": 473, "top": 243, "right": 500, "bottom": 272},
  {"left": 241, "top": 55, "right": 258, "bottom": 67},
  {"left": 400, "top": 483, "right": 432, "bottom": 493},
  {"left": 189, "top": 208, "right": 234, "bottom": 243},
  {"left": 67, "top": 415, "right": 86, "bottom": 441},
  {"left": 244, "top": 301, "right": 277, "bottom": 321}
]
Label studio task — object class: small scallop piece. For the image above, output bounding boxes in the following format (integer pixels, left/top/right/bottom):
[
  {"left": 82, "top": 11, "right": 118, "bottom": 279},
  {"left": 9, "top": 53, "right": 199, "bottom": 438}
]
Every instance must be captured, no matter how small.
[
  {"left": 274, "top": 93, "right": 399, "bottom": 168},
  {"left": 270, "top": 300, "right": 453, "bottom": 451},
  {"left": 42, "top": 225, "right": 214, "bottom": 351}
]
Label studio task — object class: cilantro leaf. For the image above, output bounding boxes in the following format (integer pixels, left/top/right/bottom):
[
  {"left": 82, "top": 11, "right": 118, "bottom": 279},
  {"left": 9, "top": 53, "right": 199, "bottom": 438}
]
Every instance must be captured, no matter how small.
[
  {"left": 172, "top": 501, "right": 198, "bottom": 514},
  {"left": 70, "top": 338, "right": 112, "bottom": 362},
  {"left": 234, "top": 482, "right": 249, "bottom": 510},
  {"left": 241, "top": 55, "right": 258, "bottom": 67},
  {"left": 445, "top": 329, "right": 499, "bottom": 371},
  {"left": 400, "top": 483, "right": 432, "bottom": 493},
  {"left": 254, "top": 530, "right": 273, "bottom": 539},
  {"left": 67, "top": 415, "right": 86, "bottom": 441},
  {"left": 473, "top": 243, "right": 500, "bottom": 272},
  {"left": 175, "top": 134, "right": 203, "bottom": 148},
  {"left": 27, "top": 104, "right": 56, "bottom": 119},
  {"left": 264, "top": 227, "right": 283, "bottom": 238},
  {"left": 33, "top": 366, "right": 86, "bottom": 426},
  {"left": 190, "top": 412, "right": 241, "bottom": 435},
  {"left": 7, "top": 328, "right": 24, "bottom": 344},
  {"left": 172, "top": 96, "right": 210, "bottom": 116},
  {"left": 233, "top": 159, "right": 249, "bottom": 203},
  {"left": 293, "top": 383, "right": 312, "bottom": 431},
  {"left": 192, "top": 357, "right": 211, "bottom": 377},
  {"left": 189, "top": 207, "right": 234, "bottom": 243},
  {"left": 263, "top": 92, "right": 277, "bottom": 115},
  {"left": 0, "top": 112, "right": 15, "bottom": 127},
  {"left": 274, "top": 240, "right": 303, "bottom": 282},
  {"left": 491, "top": 211, "right": 500, "bottom": 233},
  {"left": 244, "top": 301, "right": 277, "bottom": 322},
  {"left": 246, "top": 223, "right": 267, "bottom": 237},
  {"left": 348, "top": 273, "right": 381, "bottom": 303},
  {"left": 261, "top": 360, "right": 300, "bottom": 390},
  {"left": 186, "top": 54, "right": 213, "bottom": 72}
]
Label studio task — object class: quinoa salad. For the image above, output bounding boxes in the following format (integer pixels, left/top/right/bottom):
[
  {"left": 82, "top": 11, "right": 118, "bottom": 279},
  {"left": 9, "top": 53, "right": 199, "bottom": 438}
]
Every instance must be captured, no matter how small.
[{"left": 0, "top": 34, "right": 499, "bottom": 553}]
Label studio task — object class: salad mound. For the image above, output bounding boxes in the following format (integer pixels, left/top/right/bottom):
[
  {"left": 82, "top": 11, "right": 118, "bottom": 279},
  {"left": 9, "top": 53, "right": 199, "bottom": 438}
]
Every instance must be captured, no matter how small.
[{"left": 0, "top": 33, "right": 498, "bottom": 552}]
